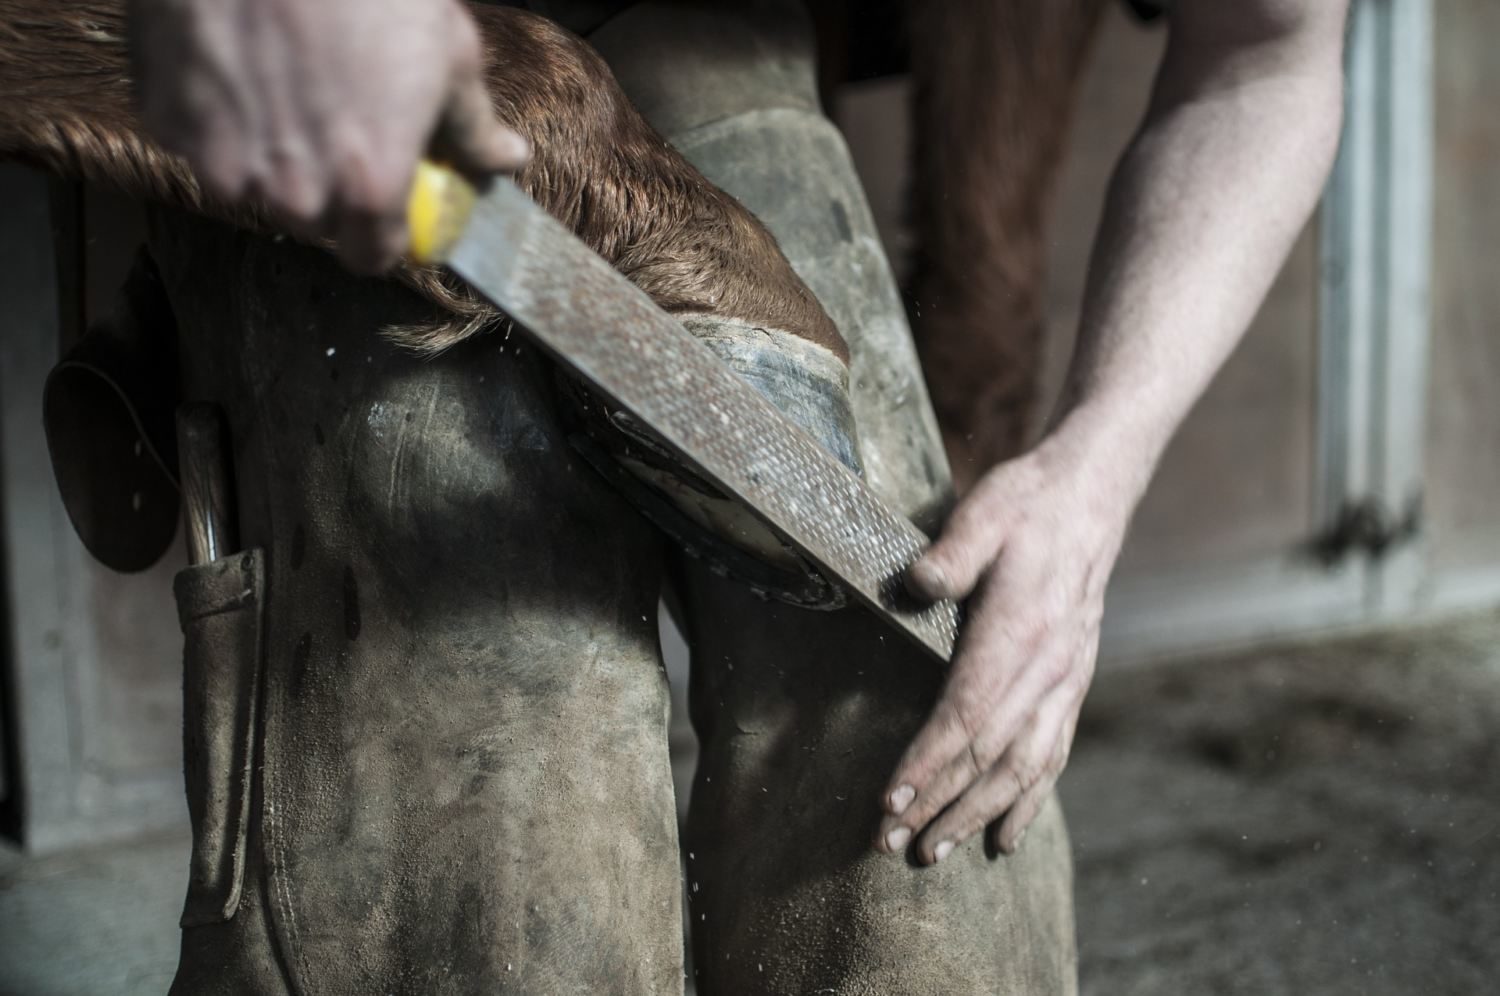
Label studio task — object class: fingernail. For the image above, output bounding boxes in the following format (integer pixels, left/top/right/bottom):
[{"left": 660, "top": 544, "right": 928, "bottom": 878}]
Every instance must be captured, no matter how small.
[
  {"left": 933, "top": 840, "right": 954, "bottom": 863},
  {"left": 1003, "top": 830, "right": 1026, "bottom": 854},
  {"left": 885, "top": 826, "right": 911, "bottom": 852},
  {"left": 889, "top": 785, "right": 915, "bottom": 815}
]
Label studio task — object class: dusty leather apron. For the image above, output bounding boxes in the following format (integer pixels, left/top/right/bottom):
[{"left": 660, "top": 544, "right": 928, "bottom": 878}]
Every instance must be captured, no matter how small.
[{"left": 147, "top": 208, "right": 684, "bottom": 993}]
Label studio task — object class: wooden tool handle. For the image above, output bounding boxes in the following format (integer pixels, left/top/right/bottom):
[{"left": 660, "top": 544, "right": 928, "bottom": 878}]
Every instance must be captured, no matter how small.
[
  {"left": 176, "top": 403, "right": 238, "bottom": 565},
  {"left": 406, "top": 159, "right": 479, "bottom": 265}
]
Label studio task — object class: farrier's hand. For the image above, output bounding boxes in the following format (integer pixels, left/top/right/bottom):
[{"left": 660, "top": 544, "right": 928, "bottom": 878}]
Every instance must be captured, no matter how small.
[
  {"left": 876, "top": 428, "right": 1134, "bottom": 863},
  {"left": 129, "top": 0, "right": 529, "bottom": 272}
]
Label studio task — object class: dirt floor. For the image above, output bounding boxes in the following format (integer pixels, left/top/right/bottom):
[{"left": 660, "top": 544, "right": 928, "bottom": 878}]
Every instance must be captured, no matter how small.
[
  {"left": 1062, "top": 610, "right": 1500, "bottom": 994},
  {"left": 3, "top": 612, "right": 1498, "bottom": 994}
]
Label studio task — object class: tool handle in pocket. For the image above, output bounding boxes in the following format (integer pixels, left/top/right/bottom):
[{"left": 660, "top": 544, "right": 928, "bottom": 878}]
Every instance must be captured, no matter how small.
[{"left": 177, "top": 403, "right": 238, "bottom": 565}]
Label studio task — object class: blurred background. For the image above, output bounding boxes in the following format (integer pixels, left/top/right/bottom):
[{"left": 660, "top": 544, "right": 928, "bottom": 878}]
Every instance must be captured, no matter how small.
[{"left": 2, "top": 0, "right": 1496, "bottom": 993}]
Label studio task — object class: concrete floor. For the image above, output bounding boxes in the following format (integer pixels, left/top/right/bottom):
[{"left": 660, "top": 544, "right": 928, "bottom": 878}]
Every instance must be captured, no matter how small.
[
  {"left": 1062, "top": 611, "right": 1500, "bottom": 994},
  {"left": 3, "top": 612, "right": 1499, "bottom": 994},
  {"left": 0, "top": 832, "right": 186, "bottom": 996}
]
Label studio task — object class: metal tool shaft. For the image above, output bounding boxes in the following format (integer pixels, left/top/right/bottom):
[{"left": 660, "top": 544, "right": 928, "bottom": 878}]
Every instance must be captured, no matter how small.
[{"left": 176, "top": 403, "right": 238, "bottom": 565}]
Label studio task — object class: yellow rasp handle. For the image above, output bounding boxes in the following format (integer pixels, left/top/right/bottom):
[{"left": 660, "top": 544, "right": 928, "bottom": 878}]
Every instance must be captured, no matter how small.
[{"left": 406, "top": 159, "right": 479, "bottom": 265}]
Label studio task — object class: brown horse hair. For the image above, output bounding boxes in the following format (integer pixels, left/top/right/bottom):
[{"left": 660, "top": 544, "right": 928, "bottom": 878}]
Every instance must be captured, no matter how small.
[
  {"left": 907, "top": 0, "right": 1109, "bottom": 478},
  {"left": 0, "top": 2, "right": 845, "bottom": 360}
]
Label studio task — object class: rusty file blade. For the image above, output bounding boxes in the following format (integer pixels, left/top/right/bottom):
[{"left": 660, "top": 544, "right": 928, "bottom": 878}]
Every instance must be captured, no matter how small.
[{"left": 446, "top": 178, "right": 959, "bottom": 664}]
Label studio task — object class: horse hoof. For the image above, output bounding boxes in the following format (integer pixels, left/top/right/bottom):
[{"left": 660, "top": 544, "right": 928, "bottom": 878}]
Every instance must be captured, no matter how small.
[
  {"left": 560, "top": 315, "right": 861, "bottom": 610},
  {"left": 682, "top": 316, "right": 860, "bottom": 476}
]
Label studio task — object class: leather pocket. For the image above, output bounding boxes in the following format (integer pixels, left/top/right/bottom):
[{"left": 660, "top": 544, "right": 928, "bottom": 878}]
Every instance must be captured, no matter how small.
[{"left": 173, "top": 548, "right": 266, "bottom": 927}]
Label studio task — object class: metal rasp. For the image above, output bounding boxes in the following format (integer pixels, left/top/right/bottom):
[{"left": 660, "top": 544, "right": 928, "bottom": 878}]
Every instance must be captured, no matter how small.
[{"left": 408, "top": 163, "right": 959, "bottom": 664}]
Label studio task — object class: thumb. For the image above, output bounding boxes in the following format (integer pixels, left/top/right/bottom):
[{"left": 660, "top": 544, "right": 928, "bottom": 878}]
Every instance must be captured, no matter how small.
[{"left": 905, "top": 489, "right": 1008, "bottom": 603}]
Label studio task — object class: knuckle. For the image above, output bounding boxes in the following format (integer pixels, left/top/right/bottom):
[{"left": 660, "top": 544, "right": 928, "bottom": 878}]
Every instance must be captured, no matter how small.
[
  {"left": 1000, "top": 766, "right": 1029, "bottom": 802},
  {"left": 953, "top": 811, "right": 986, "bottom": 843},
  {"left": 909, "top": 768, "right": 966, "bottom": 826},
  {"left": 1034, "top": 653, "right": 1071, "bottom": 688},
  {"left": 1007, "top": 756, "right": 1044, "bottom": 792},
  {"left": 963, "top": 739, "right": 992, "bottom": 778},
  {"left": 907, "top": 793, "right": 948, "bottom": 831},
  {"left": 950, "top": 702, "right": 991, "bottom": 754},
  {"left": 957, "top": 793, "right": 1001, "bottom": 835},
  {"left": 969, "top": 726, "right": 1010, "bottom": 771}
]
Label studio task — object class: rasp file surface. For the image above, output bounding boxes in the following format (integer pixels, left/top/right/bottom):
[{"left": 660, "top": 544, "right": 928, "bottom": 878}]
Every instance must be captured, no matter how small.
[{"left": 448, "top": 178, "right": 959, "bottom": 664}]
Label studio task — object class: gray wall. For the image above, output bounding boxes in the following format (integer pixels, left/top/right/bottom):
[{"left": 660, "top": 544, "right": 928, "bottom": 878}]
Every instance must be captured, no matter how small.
[{"left": 0, "top": 165, "right": 186, "bottom": 852}]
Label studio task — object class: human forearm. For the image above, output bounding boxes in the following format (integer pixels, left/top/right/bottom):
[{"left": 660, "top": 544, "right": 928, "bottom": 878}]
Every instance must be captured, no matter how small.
[
  {"left": 1047, "top": 0, "right": 1349, "bottom": 508},
  {"left": 881, "top": 0, "right": 1349, "bottom": 864}
]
